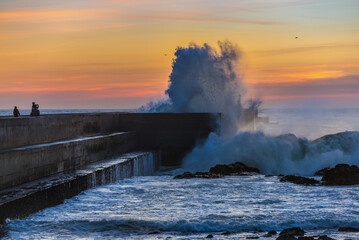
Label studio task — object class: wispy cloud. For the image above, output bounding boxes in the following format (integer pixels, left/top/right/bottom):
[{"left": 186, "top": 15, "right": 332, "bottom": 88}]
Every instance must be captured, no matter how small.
[
  {"left": 249, "top": 75, "right": 359, "bottom": 99},
  {"left": 253, "top": 43, "right": 359, "bottom": 56}
]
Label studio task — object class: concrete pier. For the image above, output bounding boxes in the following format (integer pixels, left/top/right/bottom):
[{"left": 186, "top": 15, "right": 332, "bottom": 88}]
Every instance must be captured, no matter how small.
[
  {"left": 0, "top": 152, "right": 160, "bottom": 224},
  {"left": 0, "top": 112, "right": 219, "bottom": 223}
]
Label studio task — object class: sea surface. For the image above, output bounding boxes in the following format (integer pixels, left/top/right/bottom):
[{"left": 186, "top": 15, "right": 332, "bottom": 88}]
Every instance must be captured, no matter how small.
[{"left": 1, "top": 108, "right": 359, "bottom": 239}]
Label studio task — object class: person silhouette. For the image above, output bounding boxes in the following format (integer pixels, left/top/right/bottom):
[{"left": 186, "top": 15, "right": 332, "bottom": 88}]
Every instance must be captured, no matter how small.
[
  {"left": 13, "top": 106, "right": 20, "bottom": 117},
  {"left": 30, "top": 102, "right": 40, "bottom": 116}
]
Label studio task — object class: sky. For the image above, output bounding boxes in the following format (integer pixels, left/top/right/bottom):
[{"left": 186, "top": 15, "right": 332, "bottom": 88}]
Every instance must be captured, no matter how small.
[{"left": 0, "top": 0, "right": 358, "bottom": 109}]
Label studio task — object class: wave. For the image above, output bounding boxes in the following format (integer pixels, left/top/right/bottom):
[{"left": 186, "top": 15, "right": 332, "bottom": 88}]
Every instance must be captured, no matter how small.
[
  {"left": 182, "top": 131, "right": 359, "bottom": 175},
  {"left": 138, "top": 41, "right": 359, "bottom": 175},
  {"left": 5, "top": 217, "right": 359, "bottom": 235}
]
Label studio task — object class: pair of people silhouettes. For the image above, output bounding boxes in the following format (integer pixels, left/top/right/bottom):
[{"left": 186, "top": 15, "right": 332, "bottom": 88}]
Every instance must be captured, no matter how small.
[
  {"left": 30, "top": 102, "right": 40, "bottom": 116},
  {"left": 12, "top": 102, "right": 40, "bottom": 117}
]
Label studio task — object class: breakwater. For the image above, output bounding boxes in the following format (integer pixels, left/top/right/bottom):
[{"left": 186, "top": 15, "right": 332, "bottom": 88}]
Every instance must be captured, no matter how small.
[
  {"left": 0, "top": 112, "right": 218, "bottom": 223},
  {"left": 0, "top": 152, "right": 159, "bottom": 224}
]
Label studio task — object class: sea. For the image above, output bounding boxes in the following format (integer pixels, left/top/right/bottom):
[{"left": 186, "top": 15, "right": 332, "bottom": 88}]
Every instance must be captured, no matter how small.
[{"left": 1, "top": 108, "right": 359, "bottom": 240}]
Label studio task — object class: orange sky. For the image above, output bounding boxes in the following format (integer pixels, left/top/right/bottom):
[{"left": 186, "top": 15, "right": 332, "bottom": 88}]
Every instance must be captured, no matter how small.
[{"left": 0, "top": 0, "right": 358, "bottom": 109}]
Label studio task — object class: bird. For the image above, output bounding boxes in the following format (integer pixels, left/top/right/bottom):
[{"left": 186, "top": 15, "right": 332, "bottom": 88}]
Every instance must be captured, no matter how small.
[{"left": 295, "top": 36, "right": 298, "bottom": 39}]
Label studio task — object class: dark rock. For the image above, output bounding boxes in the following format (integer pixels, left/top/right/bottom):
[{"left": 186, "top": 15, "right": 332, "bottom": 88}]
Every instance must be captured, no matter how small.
[
  {"left": 297, "top": 237, "right": 314, "bottom": 240},
  {"left": 174, "top": 171, "right": 222, "bottom": 179},
  {"left": 314, "top": 168, "right": 330, "bottom": 176},
  {"left": 206, "top": 234, "right": 214, "bottom": 238},
  {"left": 174, "top": 161, "right": 260, "bottom": 179},
  {"left": 148, "top": 231, "right": 160, "bottom": 234},
  {"left": 318, "top": 235, "right": 335, "bottom": 240},
  {"left": 209, "top": 161, "right": 260, "bottom": 175},
  {"left": 279, "top": 227, "right": 305, "bottom": 236},
  {"left": 322, "top": 164, "right": 359, "bottom": 185},
  {"left": 269, "top": 231, "right": 277, "bottom": 235},
  {"left": 222, "top": 231, "right": 231, "bottom": 235},
  {"left": 247, "top": 236, "right": 260, "bottom": 239},
  {"left": 338, "top": 226, "right": 359, "bottom": 232},
  {"left": 280, "top": 175, "right": 320, "bottom": 186},
  {"left": 276, "top": 235, "right": 297, "bottom": 240},
  {"left": 174, "top": 172, "right": 195, "bottom": 179}
]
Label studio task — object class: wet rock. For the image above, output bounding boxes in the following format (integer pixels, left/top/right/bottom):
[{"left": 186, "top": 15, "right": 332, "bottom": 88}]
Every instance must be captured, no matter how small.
[
  {"left": 318, "top": 235, "right": 335, "bottom": 240},
  {"left": 269, "top": 231, "right": 277, "bottom": 235},
  {"left": 222, "top": 231, "right": 231, "bottom": 235},
  {"left": 148, "top": 231, "right": 160, "bottom": 234},
  {"left": 279, "top": 175, "right": 320, "bottom": 186},
  {"left": 314, "top": 168, "right": 330, "bottom": 176},
  {"left": 279, "top": 227, "right": 305, "bottom": 236},
  {"left": 174, "top": 171, "right": 222, "bottom": 179},
  {"left": 297, "top": 237, "right": 314, "bottom": 240},
  {"left": 209, "top": 162, "right": 260, "bottom": 175},
  {"left": 206, "top": 234, "right": 214, "bottom": 238},
  {"left": 321, "top": 164, "right": 359, "bottom": 185},
  {"left": 247, "top": 236, "right": 260, "bottom": 239},
  {"left": 174, "top": 161, "right": 259, "bottom": 179},
  {"left": 338, "top": 226, "right": 359, "bottom": 232},
  {"left": 174, "top": 172, "right": 195, "bottom": 179},
  {"left": 276, "top": 235, "right": 297, "bottom": 240}
]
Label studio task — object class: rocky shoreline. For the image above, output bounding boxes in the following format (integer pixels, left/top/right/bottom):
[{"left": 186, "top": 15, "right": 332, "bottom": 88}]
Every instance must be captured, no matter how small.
[{"left": 175, "top": 162, "right": 359, "bottom": 187}]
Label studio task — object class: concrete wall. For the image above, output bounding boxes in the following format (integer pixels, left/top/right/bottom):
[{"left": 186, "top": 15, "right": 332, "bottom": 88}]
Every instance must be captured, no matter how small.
[
  {"left": 0, "top": 132, "right": 137, "bottom": 190},
  {"left": 0, "top": 113, "right": 122, "bottom": 149},
  {"left": 0, "top": 113, "right": 219, "bottom": 165},
  {"left": 0, "top": 151, "right": 160, "bottom": 224}
]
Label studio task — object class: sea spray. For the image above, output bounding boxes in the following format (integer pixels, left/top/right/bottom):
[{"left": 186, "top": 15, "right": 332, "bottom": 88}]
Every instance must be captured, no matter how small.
[
  {"left": 140, "top": 41, "right": 359, "bottom": 175},
  {"left": 139, "top": 41, "right": 246, "bottom": 136},
  {"left": 182, "top": 131, "right": 359, "bottom": 175}
]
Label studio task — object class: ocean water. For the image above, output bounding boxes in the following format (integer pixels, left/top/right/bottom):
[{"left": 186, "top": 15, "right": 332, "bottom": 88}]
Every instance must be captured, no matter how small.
[
  {"left": 260, "top": 108, "right": 359, "bottom": 140},
  {"left": 1, "top": 108, "right": 359, "bottom": 239},
  {"left": 2, "top": 175, "right": 359, "bottom": 239}
]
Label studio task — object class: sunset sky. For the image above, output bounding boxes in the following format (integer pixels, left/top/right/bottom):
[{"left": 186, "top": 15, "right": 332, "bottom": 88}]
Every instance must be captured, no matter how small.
[{"left": 0, "top": 0, "right": 358, "bottom": 109}]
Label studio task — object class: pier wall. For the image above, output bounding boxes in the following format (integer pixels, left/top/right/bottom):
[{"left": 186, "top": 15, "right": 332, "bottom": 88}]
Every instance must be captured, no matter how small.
[
  {"left": 0, "top": 152, "right": 160, "bottom": 224},
  {"left": 0, "top": 132, "right": 137, "bottom": 190},
  {"left": 0, "top": 113, "right": 219, "bottom": 165}
]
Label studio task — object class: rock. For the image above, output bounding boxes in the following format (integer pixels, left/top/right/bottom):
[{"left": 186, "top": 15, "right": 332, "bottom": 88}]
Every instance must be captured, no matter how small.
[
  {"left": 206, "top": 234, "right": 214, "bottom": 238},
  {"left": 148, "top": 231, "right": 160, "bottom": 234},
  {"left": 338, "top": 226, "right": 359, "bottom": 232},
  {"left": 322, "top": 164, "right": 359, "bottom": 185},
  {"left": 174, "top": 171, "right": 222, "bottom": 179},
  {"left": 280, "top": 175, "right": 320, "bottom": 186},
  {"left": 269, "top": 231, "right": 277, "bottom": 235},
  {"left": 279, "top": 227, "right": 305, "bottom": 236},
  {"left": 209, "top": 162, "right": 260, "bottom": 175},
  {"left": 314, "top": 168, "right": 330, "bottom": 176},
  {"left": 318, "top": 235, "right": 335, "bottom": 240},
  {"left": 246, "top": 236, "right": 260, "bottom": 239},
  {"left": 174, "top": 161, "right": 260, "bottom": 179},
  {"left": 276, "top": 235, "right": 297, "bottom": 240},
  {"left": 222, "top": 231, "right": 231, "bottom": 235},
  {"left": 297, "top": 237, "right": 314, "bottom": 240},
  {"left": 174, "top": 172, "right": 195, "bottom": 179}
]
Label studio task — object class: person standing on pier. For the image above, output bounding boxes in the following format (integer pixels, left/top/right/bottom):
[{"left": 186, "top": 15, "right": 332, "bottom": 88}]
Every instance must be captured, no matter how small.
[
  {"left": 30, "top": 102, "right": 40, "bottom": 116},
  {"left": 13, "top": 106, "right": 20, "bottom": 117}
]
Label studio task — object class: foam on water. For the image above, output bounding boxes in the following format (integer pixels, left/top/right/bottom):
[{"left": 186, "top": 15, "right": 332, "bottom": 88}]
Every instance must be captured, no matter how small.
[
  {"left": 182, "top": 131, "right": 359, "bottom": 175},
  {"left": 2, "top": 175, "right": 359, "bottom": 239}
]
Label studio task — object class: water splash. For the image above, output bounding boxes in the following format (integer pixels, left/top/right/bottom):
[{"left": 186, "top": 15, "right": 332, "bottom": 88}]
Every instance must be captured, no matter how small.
[{"left": 139, "top": 41, "right": 245, "bottom": 136}]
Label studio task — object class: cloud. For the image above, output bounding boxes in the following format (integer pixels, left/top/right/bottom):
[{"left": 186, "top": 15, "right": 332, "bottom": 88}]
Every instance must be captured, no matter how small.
[
  {"left": 249, "top": 75, "right": 359, "bottom": 99},
  {"left": 253, "top": 43, "right": 359, "bottom": 56}
]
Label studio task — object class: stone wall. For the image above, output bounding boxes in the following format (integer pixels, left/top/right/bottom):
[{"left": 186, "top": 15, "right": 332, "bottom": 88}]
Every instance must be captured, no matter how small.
[{"left": 0, "top": 132, "right": 138, "bottom": 190}]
